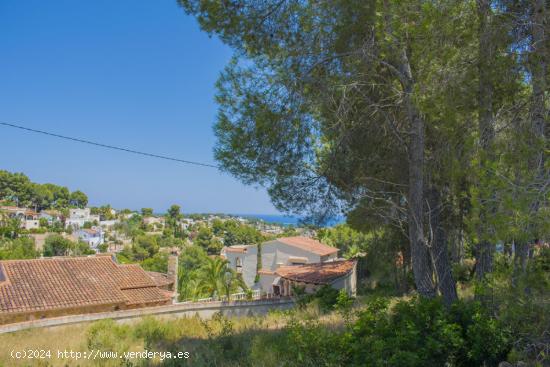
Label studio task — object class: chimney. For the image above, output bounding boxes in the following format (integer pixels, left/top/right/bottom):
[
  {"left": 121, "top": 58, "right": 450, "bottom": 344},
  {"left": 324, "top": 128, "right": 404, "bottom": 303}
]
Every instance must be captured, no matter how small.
[{"left": 167, "top": 254, "right": 179, "bottom": 301}]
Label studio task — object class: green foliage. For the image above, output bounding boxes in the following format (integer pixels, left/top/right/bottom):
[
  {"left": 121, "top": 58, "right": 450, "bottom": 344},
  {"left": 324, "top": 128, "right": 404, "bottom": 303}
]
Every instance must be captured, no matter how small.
[
  {"left": 134, "top": 316, "right": 171, "bottom": 350},
  {"left": 141, "top": 252, "right": 168, "bottom": 273},
  {"left": 177, "top": 246, "right": 246, "bottom": 301},
  {"left": 132, "top": 234, "right": 159, "bottom": 260},
  {"left": 42, "top": 234, "right": 94, "bottom": 257},
  {"left": 350, "top": 297, "right": 511, "bottom": 367},
  {"left": 317, "top": 224, "right": 371, "bottom": 258},
  {"left": 273, "top": 318, "right": 347, "bottom": 367},
  {"left": 68, "top": 190, "right": 88, "bottom": 208},
  {"left": 0, "top": 170, "right": 86, "bottom": 210},
  {"left": 452, "top": 259, "right": 476, "bottom": 282},
  {"left": 90, "top": 205, "right": 115, "bottom": 220},
  {"left": 0, "top": 216, "right": 21, "bottom": 239},
  {"left": 314, "top": 285, "right": 340, "bottom": 313},
  {"left": 97, "top": 242, "right": 108, "bottom": 253},
  {"left": 38, "top": 217, "right": 48, "bottom": 228},
  {"left": 194, "top": 226, "right": 223, "bottom": 255},
  {"left": 141, "top": 207, "right": 154, "bottom": 217},
  {"left": 0, "top": 237, "right": 38, "bottom": 260},
  {"left": 86, "top": 319, "right": 131, "bottom": 355}
]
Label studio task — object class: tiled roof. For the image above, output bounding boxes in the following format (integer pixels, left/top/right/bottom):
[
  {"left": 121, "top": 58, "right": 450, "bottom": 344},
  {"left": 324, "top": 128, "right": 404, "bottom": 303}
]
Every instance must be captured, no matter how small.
[
  {"left": 224, "top": 245, "right": 252, "bottom": 253},
  {"left": 275, "top": 236, "right": 338, "bottom": 256},
  {"left": 275, "top": 260, "right": 356, "bottom": 285},
  {"left": 0, "top": 256, "right": 171, "bottom": 314},
  {"left": 0, "top": 206, "right": 38, "bottom": 216},
  {"left": 146, "top": 271, "right": 174, "bottom": 287},
  {"left": 121, "top": 287, "right": 171, "bottom": 306},
  {"left": 257, "top": 269, "right": 276, "bottom": 275}
]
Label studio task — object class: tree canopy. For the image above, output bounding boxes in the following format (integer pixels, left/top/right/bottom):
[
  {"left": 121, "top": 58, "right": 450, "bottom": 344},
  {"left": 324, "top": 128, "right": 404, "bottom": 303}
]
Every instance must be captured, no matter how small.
[
  {"left": 0, "top": 170, "right": 88, "bottom": 210},
  {"left": 179, "top": 0, "right": 548, "bottom": 304}
]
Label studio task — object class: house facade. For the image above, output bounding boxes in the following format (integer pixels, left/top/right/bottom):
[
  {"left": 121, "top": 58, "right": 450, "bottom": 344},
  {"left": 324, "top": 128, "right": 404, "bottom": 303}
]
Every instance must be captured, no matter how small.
[
  {"left": 39, "top": 210, "right": 63, "bottom": 225},
  {"left": 220, "top": 236, "right": 356, "bottom": 297},
  {"left": 258, "top": 260, "right": 357, "bottom": 297},
  {"left": 0, "top": 206, "right": 40, "bottom": 230},
  {"left": 65, "top": 208, "right": 100, "bottom": 229},
  {"left": 75, "top": 227, "right": 105, "bottom": 249},
  {"left": 261, "top": 237, "right": 338, "bottom": 271},
  {"left": 221, "top": 245, "right": 258, "bottom": 287}
]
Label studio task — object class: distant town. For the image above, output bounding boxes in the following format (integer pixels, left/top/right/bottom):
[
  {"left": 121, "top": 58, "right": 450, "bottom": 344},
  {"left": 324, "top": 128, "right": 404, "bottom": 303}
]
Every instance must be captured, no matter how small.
[{"left": 0, "top": 170, "right": 357, "bottom": 325}]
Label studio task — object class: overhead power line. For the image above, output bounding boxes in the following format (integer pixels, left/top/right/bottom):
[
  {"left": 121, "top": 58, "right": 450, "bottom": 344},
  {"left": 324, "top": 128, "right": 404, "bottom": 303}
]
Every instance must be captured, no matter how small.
[{"left": 0, "top": 121, "right": 219, "bottom": 169}]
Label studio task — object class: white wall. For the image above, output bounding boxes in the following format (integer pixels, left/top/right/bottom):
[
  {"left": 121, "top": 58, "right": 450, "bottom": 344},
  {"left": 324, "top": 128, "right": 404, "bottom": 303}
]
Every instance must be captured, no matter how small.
[
  {"left": 261, "top": 240, "right": 322, "bottom": 272},
  {"left": 258, "top": 273, "right": 278, "bottom": 294},
  {"left": 225, "top": 246, "right": 258, "bottom": 288},
  {"left": 22, "top": 220, "right": 39, "bottom": 230},
  {"left": 330, "top": 262, "right": 357, "bottom": 297}
]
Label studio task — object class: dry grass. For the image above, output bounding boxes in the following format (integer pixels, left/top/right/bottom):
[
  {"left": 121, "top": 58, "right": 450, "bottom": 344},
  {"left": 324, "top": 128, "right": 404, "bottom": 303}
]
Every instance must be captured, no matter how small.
[{"left": 0, "top": 310, "right": 307, "bottom": 367}]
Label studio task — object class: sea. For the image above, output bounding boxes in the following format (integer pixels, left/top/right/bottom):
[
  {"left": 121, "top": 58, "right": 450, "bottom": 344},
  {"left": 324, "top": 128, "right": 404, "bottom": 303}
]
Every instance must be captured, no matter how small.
[{"left": 234, "top": 214, "right": 345, "bottom": 227}]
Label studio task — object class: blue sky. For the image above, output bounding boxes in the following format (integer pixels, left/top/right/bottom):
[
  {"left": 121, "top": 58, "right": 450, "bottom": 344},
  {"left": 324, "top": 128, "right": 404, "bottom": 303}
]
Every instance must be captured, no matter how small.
[{"left": 0, "top": 0, "right": 279, "bottom": 214}]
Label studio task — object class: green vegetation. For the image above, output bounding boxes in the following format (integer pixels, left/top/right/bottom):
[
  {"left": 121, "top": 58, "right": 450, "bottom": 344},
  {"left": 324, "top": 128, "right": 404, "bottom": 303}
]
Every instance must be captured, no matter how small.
[
  {"left": 0, "top": 170, "right": 88, "bottom": 210},
  {"left": 178, "top": 245, "right": 246, "bottom": 301},
  {"left": 43, "top": 234, "right": 95, "bottom": 257},
  {"left": 0, "top": 237, "right": 38, "bottom": 260}
]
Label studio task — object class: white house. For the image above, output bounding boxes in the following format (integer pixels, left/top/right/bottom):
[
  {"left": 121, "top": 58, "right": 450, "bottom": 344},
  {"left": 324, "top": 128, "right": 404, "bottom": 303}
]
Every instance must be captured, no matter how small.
[
  {"left": 261, "top": 236, "right": 339, "bottom": 271},
  {"left": 65, "top": 208, "right": 99, "bottom": 229},
  {"left": 39, "top": 210, "right": 63, "bottom": 225},
  {"left": 0, "top": 206, "right": 40, "bottom": 230},
  {"left": 75, "top": 227, "right": 104, "bottom": 249},
  {"left": 217, "top": 236, "right": 356, "bottom": 297},
  {"left": 221, "top": 245, "right": 258, "bottom": 288}
]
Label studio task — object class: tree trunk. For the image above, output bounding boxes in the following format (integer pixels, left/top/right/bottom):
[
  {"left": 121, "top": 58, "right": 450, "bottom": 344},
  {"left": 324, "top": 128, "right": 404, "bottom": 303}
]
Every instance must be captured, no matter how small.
[
  {"left": 528, "top": 0, "right": 548, "bottom": 249},
  {"left": 428, "top": 186, "right": 458, "bottom": 307},
  {"left": 475, "top": 0, "right": 496, "bottom": 281},
  {"left": 401, "top": 48, "right": 436, "bottom": 298}
]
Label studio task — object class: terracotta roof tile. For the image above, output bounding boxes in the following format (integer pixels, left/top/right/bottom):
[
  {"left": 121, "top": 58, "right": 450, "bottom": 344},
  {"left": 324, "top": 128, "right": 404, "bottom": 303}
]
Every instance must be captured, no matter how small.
[
  {"left": 275, "top": 236, "right": 338, "bottom": 256},
  {"left": 121, "top": 287, "right": 172, "bottom": 305},
  {"left": 0, "top": 256, "right": 171, "bottom": 314},
  {"left": 275, "top": 260, "right": 356, "bottom": 285},
  {"left": 146, "top": 271, "right": 174, "bottom": 287},
  {"left": 257, "top": 269, "right": 276, "bottom": 275}
]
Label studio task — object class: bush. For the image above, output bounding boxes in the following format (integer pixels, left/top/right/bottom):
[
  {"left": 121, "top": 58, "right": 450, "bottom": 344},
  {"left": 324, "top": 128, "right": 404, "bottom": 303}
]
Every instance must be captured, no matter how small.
[
  {"left": 315, "top": 285, "right": 340, "bottom": 312},
  {"left": 86, "top": 319, "right": 131, "bottom": 354},
  {"left": 452, "top": 259, "right": 476, "bottom": 282},
  {"left": 350, "top": 297, "right": 511, "bottom": 367}
]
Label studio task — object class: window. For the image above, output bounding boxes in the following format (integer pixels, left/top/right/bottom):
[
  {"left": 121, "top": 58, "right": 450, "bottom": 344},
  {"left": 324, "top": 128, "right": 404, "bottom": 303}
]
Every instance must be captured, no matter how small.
[{"left": 236, "top": 257, "right": 243, "bottom": 273}]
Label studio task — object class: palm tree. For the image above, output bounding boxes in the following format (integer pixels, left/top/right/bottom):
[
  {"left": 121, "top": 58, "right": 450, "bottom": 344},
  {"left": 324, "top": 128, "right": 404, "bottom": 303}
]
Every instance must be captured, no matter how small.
[
  {"left": 198, "top": 256, "right": 247, "bottom": 299},
  {"left": 198, "top": 256, "right": 229, "bottom": 298}
]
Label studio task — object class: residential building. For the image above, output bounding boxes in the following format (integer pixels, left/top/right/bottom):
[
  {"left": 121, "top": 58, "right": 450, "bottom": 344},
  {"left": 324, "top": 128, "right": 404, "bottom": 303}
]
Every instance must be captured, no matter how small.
[
  {"left": 65, "top": 208, "right": 99, "bottom": 229},
  {"left": 219, "top": 236, "right": 356, "bottom": 296},
  {"left": 75, "top": 227, "right": 104, "bottom": 249},
  {"left": 39, "top": 210, "right": 63, "bottom": 225},
  {"left": 261, "top": 236, "right": 339, "bottom": 271},
  {"left": 0, "top": 255, "right": 177, "bottom": 324},
  {"left": 258, "top": 260, "right": 357, "bottom": 297},
  {"left": 221, "top": 245, "right": 258, "bottom": 287},
  {"left": 0, "top": 206, "right": 40, "bottom": 230}
]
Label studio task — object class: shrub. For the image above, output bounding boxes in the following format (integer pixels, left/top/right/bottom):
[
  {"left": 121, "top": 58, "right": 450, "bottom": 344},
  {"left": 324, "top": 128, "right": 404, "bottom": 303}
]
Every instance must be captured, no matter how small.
[
  {"left": 86, "top": 319, "right": 131, "bottom": 354},
  {"left": 315, "top": 285, "right": 340, "bottom": 312},
  {"left": 452, "top": 259, "right": 476, "bottom": 282},
  {"left": 350, "top": 297, "right": 511, "bottom": 367}
]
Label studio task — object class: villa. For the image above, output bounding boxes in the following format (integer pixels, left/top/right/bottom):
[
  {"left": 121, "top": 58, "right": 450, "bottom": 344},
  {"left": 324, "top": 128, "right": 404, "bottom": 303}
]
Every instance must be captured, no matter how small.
[{"left": 222, "top": 236, "right": 356, "bottom": 297}]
